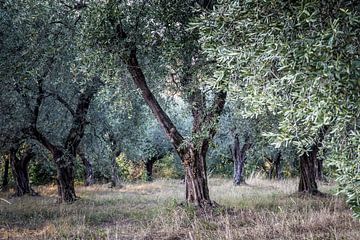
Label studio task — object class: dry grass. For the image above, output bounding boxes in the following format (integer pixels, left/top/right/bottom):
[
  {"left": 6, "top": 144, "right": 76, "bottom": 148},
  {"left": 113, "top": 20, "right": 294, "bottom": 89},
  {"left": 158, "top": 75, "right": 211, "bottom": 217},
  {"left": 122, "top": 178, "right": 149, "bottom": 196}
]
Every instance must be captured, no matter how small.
[{"left": 0, "top": 177, "right": 359, "bottom": 240}]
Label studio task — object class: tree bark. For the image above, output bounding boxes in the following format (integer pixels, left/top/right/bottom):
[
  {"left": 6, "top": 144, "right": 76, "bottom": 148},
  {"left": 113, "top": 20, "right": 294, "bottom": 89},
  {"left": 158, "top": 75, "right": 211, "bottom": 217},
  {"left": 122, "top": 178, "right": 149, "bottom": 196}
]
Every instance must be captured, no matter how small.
[
  {"left": 77, "top": 147, "right": 94, "bottom": 186},
  {"left": 9, "top": 147, "right": 37, "bottom": 196},
  {"left": 232, "top": 134, "right": 251, "bottom": 185},
  {"left": 298, "top": 147, "right": 318, "bottom": 194},
  {"left": 54, "top": 150, "right": 77, "bottom": 202},
  {"left": 1, "top": 155, "right": 10, "bottom": 192},
  {"left": 183, "top": 146, "right": 211, "bottom": 206}
]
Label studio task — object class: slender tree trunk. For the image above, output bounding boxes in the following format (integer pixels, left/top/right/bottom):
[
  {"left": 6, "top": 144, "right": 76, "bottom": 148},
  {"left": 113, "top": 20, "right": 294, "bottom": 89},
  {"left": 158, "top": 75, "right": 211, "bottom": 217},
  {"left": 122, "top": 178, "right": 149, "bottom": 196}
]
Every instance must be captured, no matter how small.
[
  {"left": 232, "top": 134, "right": 251, "bottom": 185},
  {"left": 315, "top": 158, "right": 324, "bottom": 181},
  {"left": 268, "top": 163, "right": 274, "bottom": 179},
  {"left": 77, "top": 148, "right": 94, "bottom": 186},
  {"left": 1, "top": 155, "right": 10, "bottom": 192},
  {"left": 110, "top": 154, "right": 122, "bottom": 188},
  {"left": 234, "top": 157, "right": 246, "bottom": 185},
  {"left": 9, "top": 148, "right": 37, "bottom": 196},
  {"left": 108, "top": 132, "right": 122, "bottom": 188},
  {"left": 55, "top": 151, "right": 77, "bottom": 203},
  {"left": 274, "top": 153, "right": 282, "bottom": 180},
  {"left": 145, "top": 158, "right": 156, "bottom": 182}
]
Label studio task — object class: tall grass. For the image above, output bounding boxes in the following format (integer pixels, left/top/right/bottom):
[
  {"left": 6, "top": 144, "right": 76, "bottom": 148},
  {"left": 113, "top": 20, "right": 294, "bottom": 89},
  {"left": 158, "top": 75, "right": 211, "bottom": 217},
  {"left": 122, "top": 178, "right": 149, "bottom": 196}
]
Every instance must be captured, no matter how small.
[{"left": 0, "top": 177, "right": 359, "bottom": 239}]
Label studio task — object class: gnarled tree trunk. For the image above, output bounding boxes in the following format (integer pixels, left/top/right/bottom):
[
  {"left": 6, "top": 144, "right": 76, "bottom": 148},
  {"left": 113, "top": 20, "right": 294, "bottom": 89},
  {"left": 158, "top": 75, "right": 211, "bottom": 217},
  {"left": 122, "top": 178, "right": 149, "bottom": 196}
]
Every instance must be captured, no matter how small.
[
  {"left": 10, "top": 147, "right": 37, "bottom": 196},
  {"left": 1, "top": 154, "right": 10, "bottom": 192},
  {"left": 182, "top": 147, "right": 211, "bottom": 206},
  {"left": 77, "top": 147, "right": 94, "bottom": 186},
  {"left": 104, "top": 0, "right": 224, "bottom": 208}
]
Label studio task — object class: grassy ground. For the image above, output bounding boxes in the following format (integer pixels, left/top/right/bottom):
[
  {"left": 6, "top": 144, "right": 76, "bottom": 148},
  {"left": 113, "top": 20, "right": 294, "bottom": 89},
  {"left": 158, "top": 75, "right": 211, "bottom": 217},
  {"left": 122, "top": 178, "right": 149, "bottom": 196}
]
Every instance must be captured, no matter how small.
[{"left": 0, "top": 177, "right": 359, "bottom": 240}]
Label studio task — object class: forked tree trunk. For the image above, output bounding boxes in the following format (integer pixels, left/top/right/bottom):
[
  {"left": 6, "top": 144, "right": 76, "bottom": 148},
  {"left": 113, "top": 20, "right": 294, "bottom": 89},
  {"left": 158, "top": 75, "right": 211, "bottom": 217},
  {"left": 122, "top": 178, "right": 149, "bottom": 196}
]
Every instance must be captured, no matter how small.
[
  {"left": 55, "top": 152, "right": 77, "bottom": 203},
  {"left": 1, "top": 155, "right": 10, "bottom": 192},
  {"left": 9, "top": 147, "right": 37, "bottom": 196},
  {"left": 232, "top": 134, "right": 251, "bottom": 185},
  {"left": 125, "top": 46, "right": 226, "bottom": 208},
  {"left": 28, "top": 75, "right": 102, "bottom": 203},
  {"left": 109, "top": 0, "right": 225, "bottom": 209},
  {"left": 77, "top": 148, "right": 94, "bottom": 186}
]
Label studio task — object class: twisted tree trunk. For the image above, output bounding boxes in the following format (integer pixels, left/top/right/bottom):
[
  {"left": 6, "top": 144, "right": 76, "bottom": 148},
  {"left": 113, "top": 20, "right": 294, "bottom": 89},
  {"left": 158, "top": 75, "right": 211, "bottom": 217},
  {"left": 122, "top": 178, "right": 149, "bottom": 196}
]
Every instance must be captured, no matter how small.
[{"left": 118, "top": 1, "right": 226, "bottom": 208}]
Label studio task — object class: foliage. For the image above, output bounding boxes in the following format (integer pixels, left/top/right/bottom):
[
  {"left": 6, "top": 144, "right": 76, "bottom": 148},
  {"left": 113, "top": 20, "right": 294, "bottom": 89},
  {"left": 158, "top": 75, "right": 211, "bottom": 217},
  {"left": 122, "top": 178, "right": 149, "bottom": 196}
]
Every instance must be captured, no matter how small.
[{"left": 195, "top": 0, "right": 360, "bottom": 217}]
